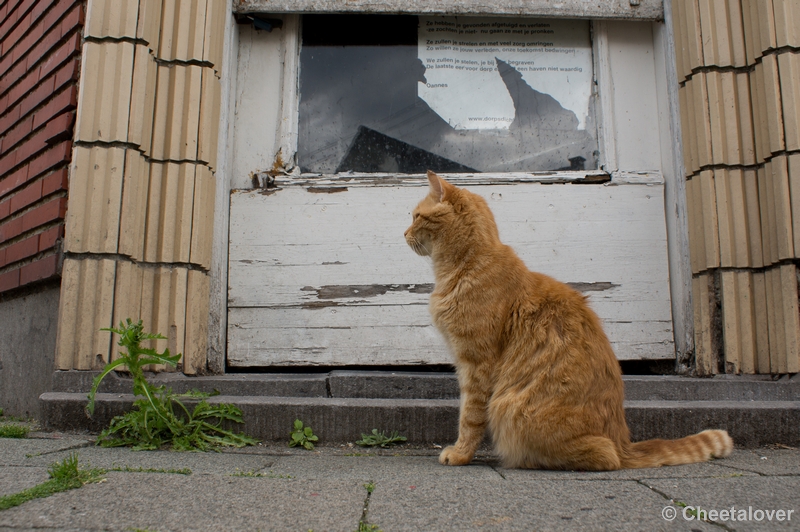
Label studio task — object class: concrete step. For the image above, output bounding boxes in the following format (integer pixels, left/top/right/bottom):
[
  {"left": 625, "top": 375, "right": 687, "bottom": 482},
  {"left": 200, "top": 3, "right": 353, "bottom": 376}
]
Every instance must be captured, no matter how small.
[{"left": 40, "top": 371, "right": 800, "bottom": 448}]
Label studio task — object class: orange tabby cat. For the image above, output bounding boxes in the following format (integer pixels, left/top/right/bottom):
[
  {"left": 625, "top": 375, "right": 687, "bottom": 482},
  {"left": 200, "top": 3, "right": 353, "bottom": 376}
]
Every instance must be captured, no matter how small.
[{"left": 405, "top": 171, "right": 733, "bottom": 470}]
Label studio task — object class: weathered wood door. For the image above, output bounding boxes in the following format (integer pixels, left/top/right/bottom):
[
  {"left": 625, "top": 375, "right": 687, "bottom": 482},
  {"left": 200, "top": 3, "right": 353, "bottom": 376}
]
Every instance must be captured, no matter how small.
[{"left": 226, "top": 16, "right": 677, "bottom": 367}]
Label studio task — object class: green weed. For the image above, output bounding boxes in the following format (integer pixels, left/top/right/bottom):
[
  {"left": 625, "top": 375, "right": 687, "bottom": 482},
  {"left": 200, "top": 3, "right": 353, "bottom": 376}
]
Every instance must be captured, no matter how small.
[
  {"left": 0, "top": 424, "right": 29, "bottom": 438},
  {"left": 356, "top": 429, "right": 407, "bottom": 448},
  {"left": 108, "top": 465, "right": 192, "bottom": 475},
  {"left": 87, "top": 319, "right": 259, "bottom": 451},
  {"left": 289, "top": 419, "right": 319, "bottom": 450},
  {"left": 0, "top": 453, "right": 104, "bottom": 511}
]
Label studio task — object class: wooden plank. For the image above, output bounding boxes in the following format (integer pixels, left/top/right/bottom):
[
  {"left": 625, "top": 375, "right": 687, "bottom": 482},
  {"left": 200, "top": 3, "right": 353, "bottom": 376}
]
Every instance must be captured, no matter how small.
[
  {"left": 228, "top": 183, "right": 672, "bottom": 365},
  {"left": 234, "top": 0, "right": 665, "bottom": 20},
  {"left": 692, "top": 72, "right": 713, "bottom": 169}
]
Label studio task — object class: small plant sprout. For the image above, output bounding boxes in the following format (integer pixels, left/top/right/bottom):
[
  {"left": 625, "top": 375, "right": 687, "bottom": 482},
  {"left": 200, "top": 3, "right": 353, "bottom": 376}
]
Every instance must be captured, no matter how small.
[
  {"left": 356, "top": 429, "right": 407, "bottom": 448},
  {"left": 289, "top": 419, "right": 319, "bottom": 450},
  {"left": 87, "top": 319, "right": 259, "bottom": 451}
]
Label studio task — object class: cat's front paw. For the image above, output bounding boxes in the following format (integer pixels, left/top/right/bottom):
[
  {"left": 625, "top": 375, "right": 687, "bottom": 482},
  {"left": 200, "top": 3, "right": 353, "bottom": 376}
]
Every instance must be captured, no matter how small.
[{"left": 439, "top": 446, "right": 473, "bottom": 466}]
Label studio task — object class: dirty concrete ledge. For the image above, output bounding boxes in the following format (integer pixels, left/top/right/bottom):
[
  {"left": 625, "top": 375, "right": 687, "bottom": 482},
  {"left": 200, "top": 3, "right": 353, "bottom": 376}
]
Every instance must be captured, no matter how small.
[{"left": 40, "top": 371, "right": 800, "bottom": 448}]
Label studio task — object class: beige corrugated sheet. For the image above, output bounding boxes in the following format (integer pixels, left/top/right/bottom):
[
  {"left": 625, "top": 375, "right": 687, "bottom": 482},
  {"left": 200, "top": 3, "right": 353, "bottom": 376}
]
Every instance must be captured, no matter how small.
[
  {"left": 145, "top": 162, "right": 197, "bottom": 264},
  {"left": 56, "top": 258, "right": 117, "bottom": 370},
  {"left": 129, "top": 44, "right": 158, "bottom": 156},
  {"left": 85, "top": 0, "right": 140, "bottom": 39},
  {"left": 184, "top": 270, "right": 210, "bottom": 374},
  {"left": 198, "top": 69, "right": 221, "bottom": 169},
  {"left": 203, "top": 0, "right": 227, "bottom": 70},
  {"left": 138, "top": 0, "right": 164, "bottom": 51},
  {"left": 151, "top": 64, "right": 203, "bottom": 162},
  {"left": 119, "top": 150, "right": 150, "bottom": 261},
  {"left": 778, "top": 52, "right": 800, "bottom": 152},
  {"left": 64, "top": 146, "right": 125, "bottom": 254},
  {"left": 111, "top": 260, "right": 145, "bottom": 361},
  {"left": 58, "top": 0, "right": 225, "bottom": 374},
  {"left": 159, "top": 0, "right": 208, "bottom": 62},
  {"left": 140, "top": 265, "right": 189, "bottom": 371},
  {"left": 692, "top": 273, "right": 718, "bottom": 376},
  {"left": 190, "top": 165, "right": 215, "bottom": 269},
  {"left": 75, "top": 42, "right": 135, "bottom": 143}
]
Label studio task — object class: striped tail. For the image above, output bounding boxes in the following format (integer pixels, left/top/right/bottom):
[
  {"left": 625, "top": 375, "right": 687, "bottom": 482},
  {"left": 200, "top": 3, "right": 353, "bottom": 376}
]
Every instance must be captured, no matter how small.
[{"left": 621, "top": 430, "right": 733, "bottom": 469}]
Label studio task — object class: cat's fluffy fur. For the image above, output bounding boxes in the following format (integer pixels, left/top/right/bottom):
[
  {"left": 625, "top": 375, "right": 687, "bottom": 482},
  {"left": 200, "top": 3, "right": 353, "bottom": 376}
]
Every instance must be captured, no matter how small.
[{"left": 405, "top": 171, "right": 733, "bottom": 470}]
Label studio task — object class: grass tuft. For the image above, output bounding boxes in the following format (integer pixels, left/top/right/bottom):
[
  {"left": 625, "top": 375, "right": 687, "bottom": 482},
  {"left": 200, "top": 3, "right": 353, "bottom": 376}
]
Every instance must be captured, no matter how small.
[{"left": 0, "top": 453, "right": 104, "bottom": 511}]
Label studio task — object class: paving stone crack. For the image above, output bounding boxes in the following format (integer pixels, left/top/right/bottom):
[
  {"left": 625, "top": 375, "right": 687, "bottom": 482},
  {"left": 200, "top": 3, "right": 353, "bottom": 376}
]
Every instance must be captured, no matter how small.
[{"left": 635, "top": 479, "right": 735, "bottom": 531}]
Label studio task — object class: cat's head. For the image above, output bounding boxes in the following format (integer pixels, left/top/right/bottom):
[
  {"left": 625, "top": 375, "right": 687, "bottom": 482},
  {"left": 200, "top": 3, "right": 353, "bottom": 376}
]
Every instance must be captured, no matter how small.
[{"left": 404, "top": 171, "right": 499, "bottom": 258}]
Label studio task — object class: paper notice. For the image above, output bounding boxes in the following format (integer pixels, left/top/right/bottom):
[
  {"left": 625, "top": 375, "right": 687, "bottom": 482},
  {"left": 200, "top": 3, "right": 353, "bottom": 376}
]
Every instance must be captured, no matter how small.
[{"left": 418, "top": 17, "right": 592, "bottom": 131}]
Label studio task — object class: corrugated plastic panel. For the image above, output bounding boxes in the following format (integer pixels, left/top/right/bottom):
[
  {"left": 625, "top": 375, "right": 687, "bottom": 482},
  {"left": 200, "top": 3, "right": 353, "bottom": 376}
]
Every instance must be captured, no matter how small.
[
  {"left": 111, "top": 260, "right": 144, "bottom": 361},
  {"left": 190, "top": 164, "right": 214, "bottom": 269},
  {"left": 56, "top": 258, "right": 117, "bottom": 370},
  {"left": 203, "top": 0, "right": 226, "bottom": 71},
  {"left": 773, "top": 0, "right": 800, "bottom": 47},
  {"left": 198, "top": 68, "right": 221, "bottom": 169},
  {"left": 84, "top": 0, "right": 139, "bottom": 39},
  {"left": 706, "top": 71, "right": 742, "bottom": 165},
  {"left": 715, "top": 168, "right": 755, "bottom": 268},
  {"left": 64, "top": 146, "right": 125, "bottom": 254},
  {"left": 159, "top": 0, "right": 207, "bottom": 62},
  {"left": 697, "top": 0, "right": 746, "bottom": 68},
  {"left": 789, "top": 154, "right": 800, "bottom": 259},
  {"left": 184, "top": 269, "right": 210, "bottom": 374},
  {"left": 760, "top": 53, "right": 785, "bottom": 156},
  {"left": 144, "top": 162, "right": 196, "bottom": 264},
  {"left": 150, "top": 64, "right": 203, "bottom": 162},
  {"left": 720, "top": 270, "right": 757, "bottom": 374},
  {"left": 128, "top": 44, "right": 158, "bottom": 156},
  {"left": 139, "top": 265, "right": 189, "bottom": 371},
  {"left": 692, "top": 273, "right": 718, "bottom": 376},
  {"left": 137, "top": 0, "right": 164, "bottom": 50},
  {"left": 74, "top": 41, "right": 135, "bottom": 143},
  {"left": 778, "top": 52, "right": 800, "bottom": 152},
  {"left": 118, "top": 150, "right": 149, "bottom": 261}
]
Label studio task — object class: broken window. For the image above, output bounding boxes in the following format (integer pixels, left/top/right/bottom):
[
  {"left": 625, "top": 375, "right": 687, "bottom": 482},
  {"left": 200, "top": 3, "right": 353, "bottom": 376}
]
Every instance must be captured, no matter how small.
[{"left": 297, "top": 15, "right": 598, "bottom": 174}]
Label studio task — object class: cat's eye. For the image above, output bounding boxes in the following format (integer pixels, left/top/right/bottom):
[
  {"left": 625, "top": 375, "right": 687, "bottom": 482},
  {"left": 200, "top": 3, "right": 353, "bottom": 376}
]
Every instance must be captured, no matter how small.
[{"left": 413, "top": 213, "right": 419, "bottom": 221}]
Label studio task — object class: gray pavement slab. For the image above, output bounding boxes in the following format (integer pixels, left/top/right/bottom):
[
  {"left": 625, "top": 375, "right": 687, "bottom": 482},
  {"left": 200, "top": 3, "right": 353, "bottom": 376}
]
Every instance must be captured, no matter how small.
[
  {"left": 0, "top": 472, "right": 366, "bottom": 532},
  {"left": 707, "top": 447, "right": 800, "bottom": 476},
  {"left": 0, "top": 437, "right": 91, "bottom": 465},
  {"left": 0, "top": 467, "right": 49, "bottom": 498},
  {"left": 642, "top": 476, "right": 800, "bottom": 531},
  {"left": 0, "top": 438, "right": 797, "bottom": 531},
  {"left": 367, "top": 478, "right": 718, "bottom": 531},
  {"left": 23, "top": 445, "right": 276, "bottom": 476}
]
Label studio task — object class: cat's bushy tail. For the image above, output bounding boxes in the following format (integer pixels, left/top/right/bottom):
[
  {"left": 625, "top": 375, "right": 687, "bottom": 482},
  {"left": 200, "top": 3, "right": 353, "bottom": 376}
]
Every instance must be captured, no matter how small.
[{"left": 620, "top": 430, "right": 733, "bottom": 469}]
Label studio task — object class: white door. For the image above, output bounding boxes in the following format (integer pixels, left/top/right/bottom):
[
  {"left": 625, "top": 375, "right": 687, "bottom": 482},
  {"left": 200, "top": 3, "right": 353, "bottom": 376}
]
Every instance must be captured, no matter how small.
[{"left": 226, "top": 15, "right": 676, "bottom": 367}]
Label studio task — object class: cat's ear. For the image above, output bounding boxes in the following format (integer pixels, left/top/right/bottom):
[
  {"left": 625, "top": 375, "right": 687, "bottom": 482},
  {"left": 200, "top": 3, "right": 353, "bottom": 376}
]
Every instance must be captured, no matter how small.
[{"left": 427, "top": 170, "right": 453, "bottom": 202}]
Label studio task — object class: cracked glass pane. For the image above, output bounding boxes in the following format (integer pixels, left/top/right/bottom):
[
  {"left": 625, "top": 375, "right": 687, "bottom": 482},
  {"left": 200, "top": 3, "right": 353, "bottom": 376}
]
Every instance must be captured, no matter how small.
[{"left": 297, "top": 15, "right": 598, "bottom": 174}]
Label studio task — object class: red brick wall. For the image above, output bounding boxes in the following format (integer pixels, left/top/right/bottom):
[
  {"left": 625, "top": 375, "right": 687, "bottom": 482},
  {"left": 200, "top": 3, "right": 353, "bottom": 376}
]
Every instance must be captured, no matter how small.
[{"left": 0, "top": 0, "right": 82, "bottom": 293}]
